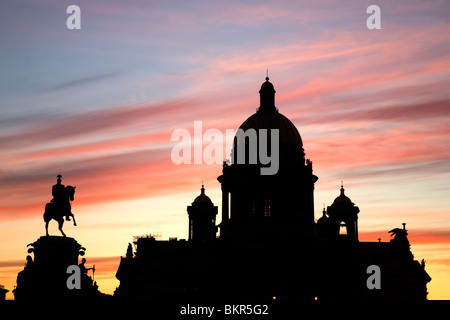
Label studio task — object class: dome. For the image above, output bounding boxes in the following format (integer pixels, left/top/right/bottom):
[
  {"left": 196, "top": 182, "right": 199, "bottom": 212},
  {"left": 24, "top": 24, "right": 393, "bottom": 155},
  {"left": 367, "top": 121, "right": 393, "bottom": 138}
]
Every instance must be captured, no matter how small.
[
  {"left": 234, "top": 77, "right": 303, "bottom": 147},
  {"left": 193, "top": 185, "right": 212, "bottom": 203},
  {"left": 333, "top": 184, "right": 353, "bottom": 205},
  {"left": 317, "top": 209, "right": 329, "bottom": 224},
  {"left": 237, "top": 110, "right": 303, "bottom": 147}
]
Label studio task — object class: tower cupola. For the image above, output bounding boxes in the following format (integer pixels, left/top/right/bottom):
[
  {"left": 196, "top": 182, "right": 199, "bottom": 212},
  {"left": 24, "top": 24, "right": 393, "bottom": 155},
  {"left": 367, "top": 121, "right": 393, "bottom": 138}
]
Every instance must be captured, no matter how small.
[{"left": 259, "top": 77, "right": 276, "bottom": 111}]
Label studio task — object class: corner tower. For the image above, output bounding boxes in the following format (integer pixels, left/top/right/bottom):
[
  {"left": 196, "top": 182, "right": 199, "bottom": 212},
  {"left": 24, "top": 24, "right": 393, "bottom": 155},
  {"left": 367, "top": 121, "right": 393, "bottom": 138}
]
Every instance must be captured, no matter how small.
[
  {"left": 325, "top": 183, "right": 360, "bottom": 241},
  {"left": 187, "top": 185, "right": 218, "bottom": 241},
  {"left": 218, "top": 77, "right": 318, "bottom": 240}
]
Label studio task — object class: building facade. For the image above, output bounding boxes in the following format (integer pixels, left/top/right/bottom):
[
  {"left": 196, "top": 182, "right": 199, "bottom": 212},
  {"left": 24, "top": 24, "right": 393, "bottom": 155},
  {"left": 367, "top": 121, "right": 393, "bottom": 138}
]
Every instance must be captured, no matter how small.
[{"left": 115, "top": 77, "right": 431, "bottom": 302}]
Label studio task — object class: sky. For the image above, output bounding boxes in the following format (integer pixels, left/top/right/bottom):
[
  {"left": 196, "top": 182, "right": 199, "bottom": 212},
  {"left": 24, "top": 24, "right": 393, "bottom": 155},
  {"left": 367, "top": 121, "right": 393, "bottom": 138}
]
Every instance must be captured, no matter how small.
[{"left": 1, "top": 0, "right": 450, "bottom": 300}]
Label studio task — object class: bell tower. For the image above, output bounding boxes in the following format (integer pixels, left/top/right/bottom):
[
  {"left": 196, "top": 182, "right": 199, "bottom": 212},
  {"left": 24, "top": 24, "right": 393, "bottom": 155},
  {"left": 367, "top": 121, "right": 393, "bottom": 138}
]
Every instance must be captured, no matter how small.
[
  {"left": 187, "top": 185, "right": 218, "bottom": 241},
  {"left": 326, "top": 183, "right": 360, "bottom": 241}
]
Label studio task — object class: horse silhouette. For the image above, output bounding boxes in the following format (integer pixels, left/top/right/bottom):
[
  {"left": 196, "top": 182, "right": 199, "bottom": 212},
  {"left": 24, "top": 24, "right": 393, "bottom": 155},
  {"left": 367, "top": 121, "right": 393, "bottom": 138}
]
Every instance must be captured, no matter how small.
[{"left": 43, "top": 185, "right": 77, "bottom": 237}]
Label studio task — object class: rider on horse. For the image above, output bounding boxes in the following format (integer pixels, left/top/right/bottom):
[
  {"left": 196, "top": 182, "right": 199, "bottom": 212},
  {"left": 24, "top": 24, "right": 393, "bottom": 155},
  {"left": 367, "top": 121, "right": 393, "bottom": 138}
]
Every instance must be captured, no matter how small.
[
  {"left": 52, "top": 174, "right": 72, "bottom": 222},
  {"left": 44, "top": 174, "right": 77, "bottom": 237}
]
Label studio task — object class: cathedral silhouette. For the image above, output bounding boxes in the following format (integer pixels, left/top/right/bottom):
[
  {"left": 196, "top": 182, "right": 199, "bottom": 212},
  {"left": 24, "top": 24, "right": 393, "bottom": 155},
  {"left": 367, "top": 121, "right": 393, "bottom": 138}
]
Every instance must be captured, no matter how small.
[{"left": 115, "top": 77, "right": 431, "bottom": 303}]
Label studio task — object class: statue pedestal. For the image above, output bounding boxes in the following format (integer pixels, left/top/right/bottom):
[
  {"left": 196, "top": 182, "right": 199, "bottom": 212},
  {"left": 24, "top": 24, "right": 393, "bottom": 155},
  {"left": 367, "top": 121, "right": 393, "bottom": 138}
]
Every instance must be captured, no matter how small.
[
  {"left": 14, "top": 236, "right": 88, "bottom": 301},
  {"left": 29, "top": 236, "right": 84, "bottom": 269}
]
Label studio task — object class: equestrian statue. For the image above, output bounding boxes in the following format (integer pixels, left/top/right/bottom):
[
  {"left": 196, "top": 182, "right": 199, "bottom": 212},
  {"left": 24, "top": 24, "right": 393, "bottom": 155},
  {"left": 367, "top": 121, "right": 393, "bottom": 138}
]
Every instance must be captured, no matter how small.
[{"left": 43, "top": 174, "right": 77, "bottom": 237}]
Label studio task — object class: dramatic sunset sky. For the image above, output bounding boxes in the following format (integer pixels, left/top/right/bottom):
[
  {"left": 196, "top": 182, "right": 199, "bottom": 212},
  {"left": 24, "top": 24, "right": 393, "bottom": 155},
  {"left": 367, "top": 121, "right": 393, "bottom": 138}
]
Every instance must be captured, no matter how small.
[{"left": 1, "top": 0, "right": 450, "bottom": 300}]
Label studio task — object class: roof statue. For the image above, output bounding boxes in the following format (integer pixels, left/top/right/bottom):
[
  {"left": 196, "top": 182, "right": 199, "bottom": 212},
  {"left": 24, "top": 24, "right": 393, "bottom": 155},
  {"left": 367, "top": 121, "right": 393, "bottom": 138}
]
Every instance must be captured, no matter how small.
[{"left": 389, "top": 223, "right": 410, "bottom": 246}]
